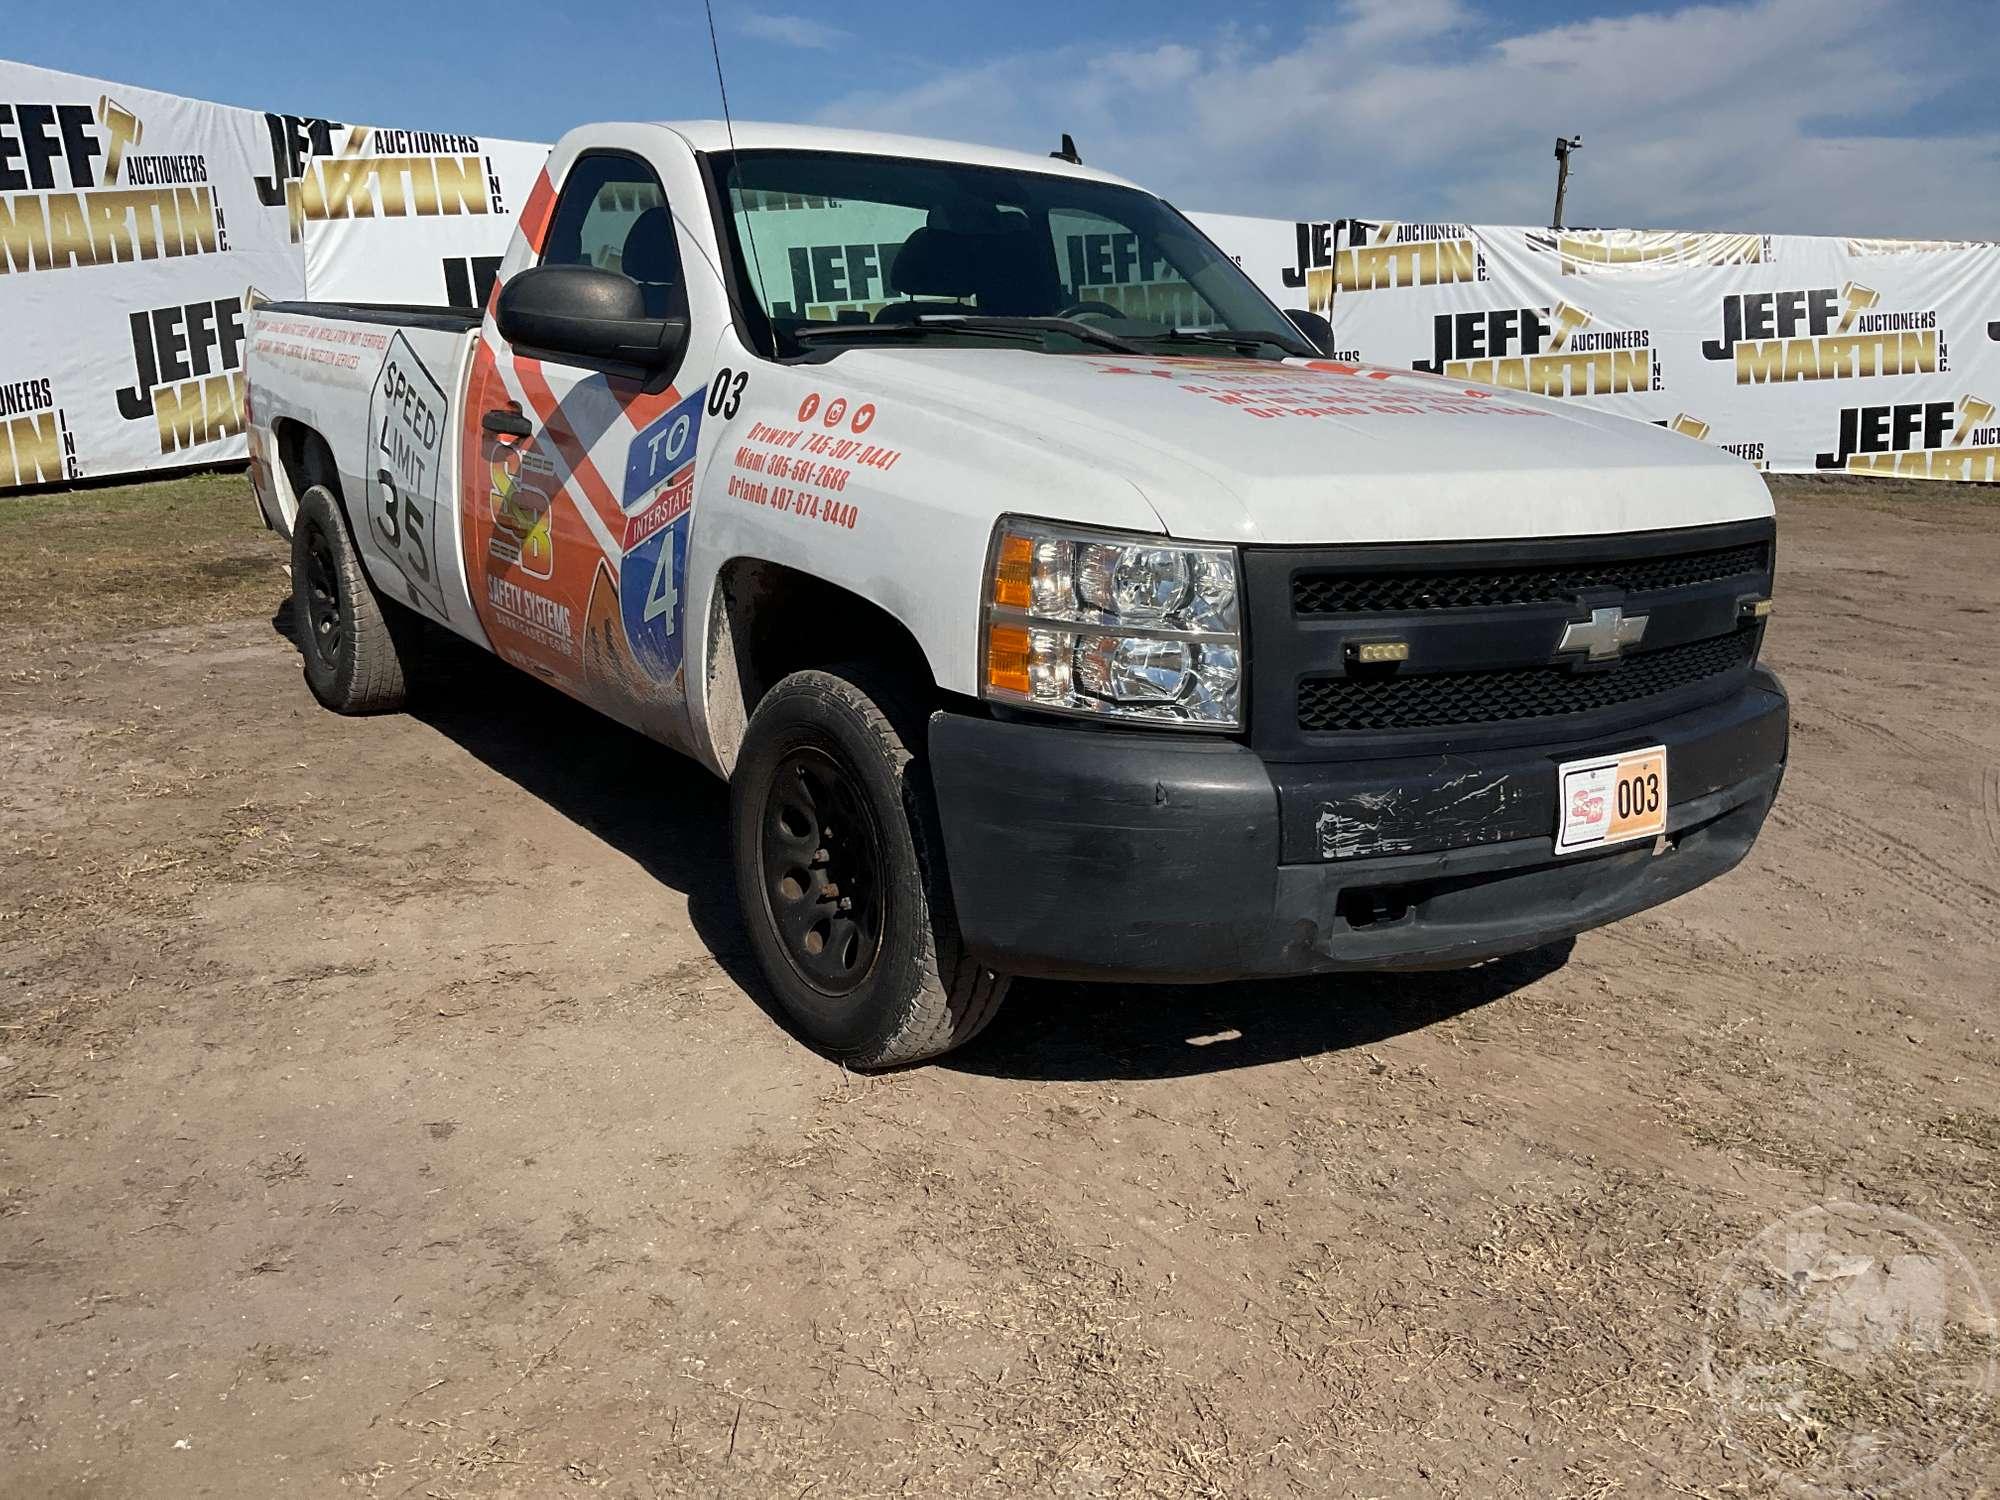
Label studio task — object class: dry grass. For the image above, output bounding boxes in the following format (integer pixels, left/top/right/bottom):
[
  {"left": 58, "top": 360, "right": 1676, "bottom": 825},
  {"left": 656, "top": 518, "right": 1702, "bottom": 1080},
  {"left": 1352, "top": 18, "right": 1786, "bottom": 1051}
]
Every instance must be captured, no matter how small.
[{"left": 0, "top": 467, "right": 280, "bottom": 642}]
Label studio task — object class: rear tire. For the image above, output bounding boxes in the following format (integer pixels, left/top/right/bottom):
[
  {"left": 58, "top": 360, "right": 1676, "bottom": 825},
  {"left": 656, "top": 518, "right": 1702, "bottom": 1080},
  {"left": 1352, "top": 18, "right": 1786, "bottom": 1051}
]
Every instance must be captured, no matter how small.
[
  {"left": 291, "top": 483, "right": 413, "bottom": 714},
  {"left": 730, "top": 666, "right": 1008, "bottom": 1068}
]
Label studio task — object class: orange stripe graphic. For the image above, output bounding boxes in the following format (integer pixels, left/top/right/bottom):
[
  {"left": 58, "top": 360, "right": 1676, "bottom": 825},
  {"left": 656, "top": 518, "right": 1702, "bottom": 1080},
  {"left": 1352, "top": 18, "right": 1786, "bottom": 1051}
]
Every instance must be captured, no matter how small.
[
  {"left": 616, "top": 381, "right": 687, "bottom": 429},
  {"left": 513, "top": 359, "right": 628, "bottom": 541},
  {"left": 516, "top": 170, "right": 558, "bottom": 256}
]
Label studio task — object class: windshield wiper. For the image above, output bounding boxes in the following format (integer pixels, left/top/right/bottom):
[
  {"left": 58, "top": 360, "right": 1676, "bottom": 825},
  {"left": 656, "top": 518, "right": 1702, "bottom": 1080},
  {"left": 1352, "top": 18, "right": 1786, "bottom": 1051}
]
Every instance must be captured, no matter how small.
[
  {"left": 794, "top": 314, "right": 1145, "bottom": 355},
  {"left": 1134, "top": 327, "right": 1316, "bottom": 358}
]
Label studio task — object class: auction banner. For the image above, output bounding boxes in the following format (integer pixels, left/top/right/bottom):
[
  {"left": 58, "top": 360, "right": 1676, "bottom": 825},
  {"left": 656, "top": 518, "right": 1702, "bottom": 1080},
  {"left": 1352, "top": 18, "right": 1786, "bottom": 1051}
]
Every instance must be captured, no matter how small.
[
  {"left": 1196, "top": 212, "right": 2000, "bottom": 481},
  {"left": 1, "top": 58, "right": 544, "bottom": 492},
  {"left": 0, "top": 60, "right": 302, "bottom": 489},
  {"left": 7, "top": 56, "right": 1998, "bottom": 493},
  {"left": 265, "top": 113, "right": 547, "bottom": 307}
]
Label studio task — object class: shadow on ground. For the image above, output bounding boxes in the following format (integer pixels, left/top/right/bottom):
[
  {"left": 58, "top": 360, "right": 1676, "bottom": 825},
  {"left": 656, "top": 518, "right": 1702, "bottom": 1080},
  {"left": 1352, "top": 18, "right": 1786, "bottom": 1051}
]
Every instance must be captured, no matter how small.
[
  {"left": 274, "top": 605, "right": 1567, "bottom": 1081},
  {"left": 944, "top": 941, "right": 1572, "bottom": 1082}
]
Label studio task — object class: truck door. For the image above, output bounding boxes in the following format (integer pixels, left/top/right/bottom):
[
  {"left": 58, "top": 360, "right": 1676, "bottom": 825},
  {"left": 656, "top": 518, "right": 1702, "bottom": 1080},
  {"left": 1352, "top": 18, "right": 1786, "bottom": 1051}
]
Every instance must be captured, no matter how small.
[{"left": 461, "top": 148, "right": 716, "bottom": 752}]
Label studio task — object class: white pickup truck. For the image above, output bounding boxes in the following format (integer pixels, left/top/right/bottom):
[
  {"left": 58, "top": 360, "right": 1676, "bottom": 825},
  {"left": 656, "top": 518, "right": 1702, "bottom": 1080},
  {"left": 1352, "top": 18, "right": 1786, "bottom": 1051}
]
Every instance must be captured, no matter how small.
[{"left": 243, "top": 121, "right": 1788, "bottom": 1066}]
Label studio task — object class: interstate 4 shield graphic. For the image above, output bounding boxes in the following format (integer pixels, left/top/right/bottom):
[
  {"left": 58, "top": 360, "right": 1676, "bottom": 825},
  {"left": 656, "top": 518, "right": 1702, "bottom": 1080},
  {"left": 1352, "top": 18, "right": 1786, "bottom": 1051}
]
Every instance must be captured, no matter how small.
[{"left": 618, "top": 385, "right": 703, "bottom": 686}]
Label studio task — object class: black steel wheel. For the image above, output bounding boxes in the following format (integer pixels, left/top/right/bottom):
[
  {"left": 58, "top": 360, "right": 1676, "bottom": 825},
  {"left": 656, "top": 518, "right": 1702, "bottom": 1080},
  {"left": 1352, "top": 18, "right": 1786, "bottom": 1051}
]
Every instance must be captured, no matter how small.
[
  {"left": 760, "top": 746, "right": 886, "bottom": 996},
  {"left": 299, "top": 511, "right": 345, "bottom": 673},
  {"left": 729, "top": 665, "right": 1009, "bottom": 1068}
]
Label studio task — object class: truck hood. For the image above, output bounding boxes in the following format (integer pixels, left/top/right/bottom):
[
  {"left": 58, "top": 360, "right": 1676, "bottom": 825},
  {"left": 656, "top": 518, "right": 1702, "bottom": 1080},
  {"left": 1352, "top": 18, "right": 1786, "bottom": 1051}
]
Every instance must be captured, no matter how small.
[{"left": 813, "top": 347, "right": 1773, "bottom": 545}]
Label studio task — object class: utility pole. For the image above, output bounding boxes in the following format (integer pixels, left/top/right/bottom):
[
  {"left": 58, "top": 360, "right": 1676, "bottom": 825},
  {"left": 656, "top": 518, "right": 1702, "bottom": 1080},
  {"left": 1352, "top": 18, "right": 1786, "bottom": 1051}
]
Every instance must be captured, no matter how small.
[{"left": 1552, "top": 135, "right": 1582, "bottom": 229}]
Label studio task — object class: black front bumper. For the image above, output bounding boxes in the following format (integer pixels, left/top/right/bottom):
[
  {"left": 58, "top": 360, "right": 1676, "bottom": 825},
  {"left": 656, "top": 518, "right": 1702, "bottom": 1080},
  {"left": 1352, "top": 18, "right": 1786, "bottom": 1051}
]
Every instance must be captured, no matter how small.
[{"left": 928, "top": 668, "right": 1787, "bottom": 982}]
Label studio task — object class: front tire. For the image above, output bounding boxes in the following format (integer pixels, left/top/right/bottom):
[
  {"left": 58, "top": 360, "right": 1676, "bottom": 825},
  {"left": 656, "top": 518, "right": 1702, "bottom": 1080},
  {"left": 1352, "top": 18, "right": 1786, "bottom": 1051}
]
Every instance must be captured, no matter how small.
[
  {"left": 290, "top": 483, "right": 413, "bottom": 714},
  {"left": 730, "top": 667, "right": 1008, "bottom": 1068}
]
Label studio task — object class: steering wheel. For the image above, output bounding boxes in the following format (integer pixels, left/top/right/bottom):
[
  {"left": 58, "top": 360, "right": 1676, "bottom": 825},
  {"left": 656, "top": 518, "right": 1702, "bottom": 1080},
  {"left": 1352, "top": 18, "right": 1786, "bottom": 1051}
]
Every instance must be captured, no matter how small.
[{"left": 1057, "top": 300, "right": 1125, "bottom": 323}]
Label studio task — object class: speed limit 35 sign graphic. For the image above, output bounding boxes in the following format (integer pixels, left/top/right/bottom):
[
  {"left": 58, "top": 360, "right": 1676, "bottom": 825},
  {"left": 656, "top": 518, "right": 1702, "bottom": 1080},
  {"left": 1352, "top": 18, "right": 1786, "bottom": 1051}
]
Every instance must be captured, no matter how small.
[{"left": 366, "top": 332, "right": 452, "bottom": 623}]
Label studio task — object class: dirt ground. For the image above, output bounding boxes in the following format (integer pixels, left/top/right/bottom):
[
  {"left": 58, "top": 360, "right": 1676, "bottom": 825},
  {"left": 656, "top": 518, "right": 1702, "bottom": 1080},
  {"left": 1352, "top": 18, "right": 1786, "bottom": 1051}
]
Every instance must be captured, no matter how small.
[{"left": 1, "top": 472, "right": 1995, "bottom": 1498}]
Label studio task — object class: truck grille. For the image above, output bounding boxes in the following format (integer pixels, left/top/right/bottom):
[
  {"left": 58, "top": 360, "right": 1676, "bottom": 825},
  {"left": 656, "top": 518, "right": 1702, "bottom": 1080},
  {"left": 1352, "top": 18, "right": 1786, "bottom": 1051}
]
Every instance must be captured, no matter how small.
[
  {"left": 1292, "top": 540, "right": 1770, "bottom": 615},
  {"left": 1242, "top": 519, "right": 1777, "bottom": 756},
  {"left": 1296, "top": 630, "right": 1757, "bottom": 734}
]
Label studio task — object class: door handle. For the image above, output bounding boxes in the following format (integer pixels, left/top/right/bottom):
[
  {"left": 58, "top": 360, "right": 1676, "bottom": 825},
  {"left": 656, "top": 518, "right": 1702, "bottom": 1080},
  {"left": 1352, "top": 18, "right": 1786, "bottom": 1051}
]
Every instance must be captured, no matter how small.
[{"left": 482, "top": 408, "right": 532, "bottom": 438}]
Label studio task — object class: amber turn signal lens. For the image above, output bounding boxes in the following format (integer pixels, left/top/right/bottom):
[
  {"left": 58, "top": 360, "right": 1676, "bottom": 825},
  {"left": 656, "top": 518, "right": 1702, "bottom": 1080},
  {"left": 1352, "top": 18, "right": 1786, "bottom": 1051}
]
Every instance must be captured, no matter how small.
[
  {"left": 986, "top": 623, "right": 1032, "bottom": 695},
  {"left": 992, "top": 532, "right": 1034, "bottom": 609}
]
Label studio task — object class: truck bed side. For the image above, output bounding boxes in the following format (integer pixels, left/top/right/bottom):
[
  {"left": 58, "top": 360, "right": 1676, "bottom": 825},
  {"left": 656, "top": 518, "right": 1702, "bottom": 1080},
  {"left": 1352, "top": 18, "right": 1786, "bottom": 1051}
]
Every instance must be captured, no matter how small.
[{"left": 246, "top": 302, "right": 487, "bottom": 650}]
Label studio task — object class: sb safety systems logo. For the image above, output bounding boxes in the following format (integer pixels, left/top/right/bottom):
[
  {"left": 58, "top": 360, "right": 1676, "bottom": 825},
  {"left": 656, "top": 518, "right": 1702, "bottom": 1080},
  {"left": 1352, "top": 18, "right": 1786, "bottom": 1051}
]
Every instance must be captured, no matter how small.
[
  {"left": 1816, "top": 393, "right": 1999, "bottom": 481},
  {"left": 1413, "top": 301, "right": 1660, "bottom": 398},
  {"left": 0, "top": 95, "right": 226, "bottom": 275},
  {"left": 255, "top": 114, "right": 506, "bottom": 244},
  {"left": 0, "top": 373, "right": 82, "bottom": 486},
  {"left": 1702, "top": 282, "right": 1945, "bottom": 385},
  {"left": 1282, "top": 219, "right": 1485, "bottom": 316}
]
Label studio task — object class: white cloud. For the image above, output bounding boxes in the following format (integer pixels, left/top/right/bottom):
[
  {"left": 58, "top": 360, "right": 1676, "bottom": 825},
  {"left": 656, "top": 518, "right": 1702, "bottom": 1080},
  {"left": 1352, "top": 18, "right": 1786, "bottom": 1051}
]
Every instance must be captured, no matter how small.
[
  {"left": 1334, "top": 0, "right": 1472, "bottom": 50},
  {"left": 815, "top": 0, "right": 1998, "bottom": 238},
  {"left": 741, "top": 11, "right": 851, "bottom": 51}
]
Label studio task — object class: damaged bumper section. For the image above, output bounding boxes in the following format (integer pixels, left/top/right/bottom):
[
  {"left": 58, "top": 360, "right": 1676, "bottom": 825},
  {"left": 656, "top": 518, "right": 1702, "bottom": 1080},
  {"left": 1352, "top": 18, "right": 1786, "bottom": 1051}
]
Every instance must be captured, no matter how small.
[{"left": 929, "top": 668, "right": 1787, "bottom": 982}]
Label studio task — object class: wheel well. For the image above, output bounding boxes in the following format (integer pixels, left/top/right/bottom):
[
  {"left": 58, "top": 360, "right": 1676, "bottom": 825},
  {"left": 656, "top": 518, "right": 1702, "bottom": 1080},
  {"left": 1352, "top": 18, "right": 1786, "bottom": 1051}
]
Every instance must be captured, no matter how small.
[
  {"left": 706, "top": 558, "right": 936, "bottom": 775},
  {"left": 273, "top": 418, "right": 342, "bottom": 531}
]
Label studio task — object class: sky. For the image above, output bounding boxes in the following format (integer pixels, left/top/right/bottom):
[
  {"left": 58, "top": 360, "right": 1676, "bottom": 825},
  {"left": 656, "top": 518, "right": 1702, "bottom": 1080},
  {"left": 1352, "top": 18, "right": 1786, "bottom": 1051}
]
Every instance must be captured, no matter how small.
[{"left": 10, "top": 0, "right": 1998, "bottom": 236}]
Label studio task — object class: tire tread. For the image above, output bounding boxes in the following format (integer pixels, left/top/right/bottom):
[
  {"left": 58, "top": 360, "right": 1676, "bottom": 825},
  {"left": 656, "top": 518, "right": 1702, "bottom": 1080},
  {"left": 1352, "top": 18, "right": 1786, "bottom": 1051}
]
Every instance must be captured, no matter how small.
[{"left": 292, "top": 484, "right": 412, "bottom": 715}]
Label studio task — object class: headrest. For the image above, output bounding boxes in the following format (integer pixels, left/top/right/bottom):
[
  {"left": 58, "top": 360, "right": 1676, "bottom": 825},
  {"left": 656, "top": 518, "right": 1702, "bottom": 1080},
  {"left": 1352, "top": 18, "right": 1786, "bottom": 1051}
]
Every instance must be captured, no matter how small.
[
  {"left": 888, "top": 226, "right": 979, "bottom": 299},
  {"left": 621, "top": 206, "right": 678, "bottom": 285}
]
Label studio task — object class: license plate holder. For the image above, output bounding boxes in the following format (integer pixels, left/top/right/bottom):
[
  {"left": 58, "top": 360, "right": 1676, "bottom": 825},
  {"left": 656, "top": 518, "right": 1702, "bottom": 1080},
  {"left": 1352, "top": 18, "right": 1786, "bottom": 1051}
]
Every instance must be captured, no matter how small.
[{"left": 1555, "top": 745, "right": 1667, "bottom": 855}]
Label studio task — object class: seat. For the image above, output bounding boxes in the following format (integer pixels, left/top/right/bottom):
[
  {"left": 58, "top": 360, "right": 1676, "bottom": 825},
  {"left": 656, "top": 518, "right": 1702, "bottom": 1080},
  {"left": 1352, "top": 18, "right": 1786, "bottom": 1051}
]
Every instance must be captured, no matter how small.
[
  {"left": 620, "top": 207, "right": 681, "bottom": 318},
  {"left": 876, "top": 218, "right": 1055, "bottom": 323},
  {"left": 875, "top": 226, "right": 973, "bottom": 323}
]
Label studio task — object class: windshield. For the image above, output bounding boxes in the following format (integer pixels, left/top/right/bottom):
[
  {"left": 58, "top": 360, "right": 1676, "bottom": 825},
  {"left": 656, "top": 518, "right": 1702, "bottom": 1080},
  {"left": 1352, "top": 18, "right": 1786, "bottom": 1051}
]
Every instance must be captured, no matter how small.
[{"left": 711, "top": 149, "right": 1312, "bottom": 360}]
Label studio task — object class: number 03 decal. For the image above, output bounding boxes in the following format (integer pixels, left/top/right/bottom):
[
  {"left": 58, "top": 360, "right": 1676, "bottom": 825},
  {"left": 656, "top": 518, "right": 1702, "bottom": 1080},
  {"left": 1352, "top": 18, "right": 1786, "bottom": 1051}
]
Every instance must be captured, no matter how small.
[{"left": 706, "top": 367, "right": 748, "bottom": 420}]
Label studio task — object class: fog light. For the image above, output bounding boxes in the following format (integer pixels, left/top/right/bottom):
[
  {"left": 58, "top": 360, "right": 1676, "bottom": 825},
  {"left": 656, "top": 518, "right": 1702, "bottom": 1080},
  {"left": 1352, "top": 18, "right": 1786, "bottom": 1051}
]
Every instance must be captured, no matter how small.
[{"left": 1346, "top": 639, "right": 1409, "bottom": 665}]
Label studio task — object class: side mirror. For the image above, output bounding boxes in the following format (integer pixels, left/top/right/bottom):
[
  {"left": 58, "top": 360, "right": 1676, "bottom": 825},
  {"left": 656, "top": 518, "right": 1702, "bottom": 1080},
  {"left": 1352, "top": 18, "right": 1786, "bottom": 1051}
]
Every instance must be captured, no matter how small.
[
  {"left": 496, "top": 265, "right": 687, "bottom": 376},
  {"left": 1285, "top": 308, "right": 1335, "bottom": 357}
]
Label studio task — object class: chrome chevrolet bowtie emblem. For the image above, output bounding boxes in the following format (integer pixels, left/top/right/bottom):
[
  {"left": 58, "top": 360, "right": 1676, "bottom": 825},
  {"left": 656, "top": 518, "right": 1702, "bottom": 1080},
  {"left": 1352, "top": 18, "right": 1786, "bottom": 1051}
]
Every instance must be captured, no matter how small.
[{"left": 1558, "top": 605, "right": 1649, "bottom": 661}]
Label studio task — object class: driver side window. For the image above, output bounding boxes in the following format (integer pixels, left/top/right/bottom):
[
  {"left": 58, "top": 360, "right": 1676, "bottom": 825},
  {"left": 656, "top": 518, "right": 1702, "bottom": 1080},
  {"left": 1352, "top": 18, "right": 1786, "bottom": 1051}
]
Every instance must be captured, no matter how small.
[{"left": 542, "top": 152, "right": 686, "bottom": 319}]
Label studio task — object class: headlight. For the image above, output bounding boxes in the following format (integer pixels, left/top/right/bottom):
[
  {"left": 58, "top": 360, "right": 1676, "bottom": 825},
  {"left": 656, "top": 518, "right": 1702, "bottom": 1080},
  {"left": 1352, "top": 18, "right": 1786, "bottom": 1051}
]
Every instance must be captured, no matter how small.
[{"left": 982, "top": 517, "right": 1242, "bottom": 728}]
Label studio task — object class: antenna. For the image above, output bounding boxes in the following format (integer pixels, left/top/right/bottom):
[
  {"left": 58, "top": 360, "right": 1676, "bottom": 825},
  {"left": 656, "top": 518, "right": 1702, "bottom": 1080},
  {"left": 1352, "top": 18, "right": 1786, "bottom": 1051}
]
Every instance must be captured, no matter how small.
[
  {"left": 1050, "top": 133, "right": 1081, "bottom": 165},
  {"left": 703, "top": 0, "right": 772, "bottom": 323},
  {"left": 703, "top": 0, "right": 740, "bottom": 147},
  {"left": 1551, "top": 135, "right": 1582, "bottom": 230}
]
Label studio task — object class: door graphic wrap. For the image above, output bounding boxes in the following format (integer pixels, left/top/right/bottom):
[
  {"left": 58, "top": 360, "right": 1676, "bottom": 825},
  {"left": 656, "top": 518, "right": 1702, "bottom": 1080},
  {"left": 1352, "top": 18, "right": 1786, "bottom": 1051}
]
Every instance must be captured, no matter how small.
[{"left": 460, "top": 331, "right": 703, "bottom": 749}]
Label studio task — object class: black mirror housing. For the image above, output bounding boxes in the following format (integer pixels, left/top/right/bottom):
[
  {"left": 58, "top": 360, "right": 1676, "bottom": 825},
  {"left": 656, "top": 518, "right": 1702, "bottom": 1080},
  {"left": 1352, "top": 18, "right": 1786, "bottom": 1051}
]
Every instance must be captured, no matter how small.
[
  {"left": 1285, "top": 308, "right": 1336, "bottom": 358},
  {"left": 496, "top": 265, "right": 687, "bottom": 376}
]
